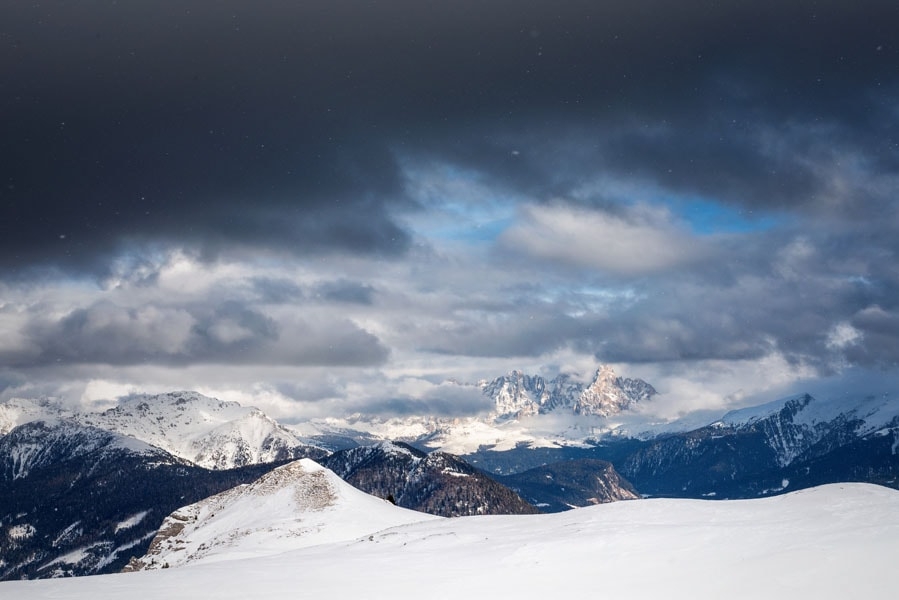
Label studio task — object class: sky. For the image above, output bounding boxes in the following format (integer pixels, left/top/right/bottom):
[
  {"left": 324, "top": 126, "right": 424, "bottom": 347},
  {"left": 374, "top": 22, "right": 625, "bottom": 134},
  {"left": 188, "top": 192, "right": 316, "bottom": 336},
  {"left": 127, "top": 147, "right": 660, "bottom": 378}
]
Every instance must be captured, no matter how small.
[{"left": 2, "top": 1, "right": 899, "bottom": 421}]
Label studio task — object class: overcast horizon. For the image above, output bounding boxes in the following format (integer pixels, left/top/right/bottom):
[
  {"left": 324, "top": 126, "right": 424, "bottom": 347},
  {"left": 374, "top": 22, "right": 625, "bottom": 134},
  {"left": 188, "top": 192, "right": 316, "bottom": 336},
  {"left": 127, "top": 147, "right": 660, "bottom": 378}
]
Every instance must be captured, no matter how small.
[{"left": 3, "top": 1, "right": 899, "bottom": 421}]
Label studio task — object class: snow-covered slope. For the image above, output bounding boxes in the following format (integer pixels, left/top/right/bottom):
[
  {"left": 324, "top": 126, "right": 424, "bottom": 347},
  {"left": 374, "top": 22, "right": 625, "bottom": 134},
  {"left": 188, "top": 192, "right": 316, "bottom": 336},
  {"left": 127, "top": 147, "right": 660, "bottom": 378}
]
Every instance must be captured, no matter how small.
[
  {"left": 718, "top": 392, "right": 899, "bottom": 467},
  {"left": 75, "top": 391, "right": 323, "bottom": 469},
  {"left": 4, "top": 483, "right": 897, "bottom": 599},
  {"left": 0, "top": 420, "right": 261, "bottom": 580},
  {"left": 0, "top": 420, "right": 167, "bottom": 481},
  {"left": 127, "top": 459, "right": 436, "bottom": 569},
  {"left": 0, "top": 397, "right": 72, "bottom": 436}
]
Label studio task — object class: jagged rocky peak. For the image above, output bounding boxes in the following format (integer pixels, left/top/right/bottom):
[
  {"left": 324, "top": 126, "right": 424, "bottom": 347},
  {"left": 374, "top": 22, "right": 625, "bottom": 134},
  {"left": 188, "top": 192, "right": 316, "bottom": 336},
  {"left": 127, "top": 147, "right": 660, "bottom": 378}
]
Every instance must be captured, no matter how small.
[
  {"left": 481, "top": 370, "right": 546, "bottom": 419},
  {"left": 575, "top": 365, "right": 658, "bottom": 417},
  {"left": 481, "top": 365, "right": 656, "bottom": 420}
]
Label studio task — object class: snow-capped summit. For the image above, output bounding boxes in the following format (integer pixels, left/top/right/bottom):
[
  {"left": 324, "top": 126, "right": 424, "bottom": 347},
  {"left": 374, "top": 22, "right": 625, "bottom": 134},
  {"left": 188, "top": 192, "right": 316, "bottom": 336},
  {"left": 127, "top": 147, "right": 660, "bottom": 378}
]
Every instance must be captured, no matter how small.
[
  {"left": 128, "top": 458, "right": 437, "bottom": 570},
  {"left": 0, "top": 397, "right": 72, "bottom": 436},
  {"left": 479, "top": 365, "right": 657, "bottom": 420},
  {"left": 76, "top": 391, "right": 324, "bottom": 469},
  {"left": 716, "top": 391, "right": 899, "bottom": 467},
  {"left": 481, "top": 370, "right": 546, "bottom": 419},
  {"left": 575, "top": 365, "right": 657, "bottom": 417}
]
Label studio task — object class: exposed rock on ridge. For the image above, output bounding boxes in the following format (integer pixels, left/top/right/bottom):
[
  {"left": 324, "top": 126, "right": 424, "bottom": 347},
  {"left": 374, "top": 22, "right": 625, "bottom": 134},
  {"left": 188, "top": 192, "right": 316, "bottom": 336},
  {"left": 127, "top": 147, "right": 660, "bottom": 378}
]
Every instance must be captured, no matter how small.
[{"left": 481, "top": 365, "right": 656, "bottom": 420}]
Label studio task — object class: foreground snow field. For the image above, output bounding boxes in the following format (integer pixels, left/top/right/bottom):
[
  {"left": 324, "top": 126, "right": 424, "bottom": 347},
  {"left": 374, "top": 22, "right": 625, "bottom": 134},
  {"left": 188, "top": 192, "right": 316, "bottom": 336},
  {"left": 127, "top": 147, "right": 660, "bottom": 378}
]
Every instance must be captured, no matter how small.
[{"left": 4, "top": 483, "right": 897, "bottom": 599}]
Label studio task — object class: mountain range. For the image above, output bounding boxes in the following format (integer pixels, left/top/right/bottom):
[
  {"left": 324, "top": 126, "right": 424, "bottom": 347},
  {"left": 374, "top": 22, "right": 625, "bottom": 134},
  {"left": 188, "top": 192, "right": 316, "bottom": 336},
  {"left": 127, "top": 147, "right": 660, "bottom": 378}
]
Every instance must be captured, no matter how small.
[
  {"left": 2, "top": 364, "right": 898, "bottom": 581},
  {"left": 619, "top": 392, "right": 899, "bottom": 498},
  {"left": 298, "top": 365, "right": 661, "bottom": 453}
]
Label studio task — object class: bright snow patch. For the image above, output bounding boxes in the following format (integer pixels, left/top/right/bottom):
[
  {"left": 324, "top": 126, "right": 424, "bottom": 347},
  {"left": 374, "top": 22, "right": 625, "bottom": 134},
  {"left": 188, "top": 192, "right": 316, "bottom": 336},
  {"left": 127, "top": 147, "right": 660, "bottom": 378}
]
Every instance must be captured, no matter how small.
[
  {"left": 115, "top": 512, "right": 149, "bottom": 534},
  {"left": 38, "top": 542, "right": 110, "bottom": 571},
  {"left": 7, "top": 524, "right": 36, "bottom": 541},
  {"left": 3, "top": 483, "right": 897, "bottom": 599}
]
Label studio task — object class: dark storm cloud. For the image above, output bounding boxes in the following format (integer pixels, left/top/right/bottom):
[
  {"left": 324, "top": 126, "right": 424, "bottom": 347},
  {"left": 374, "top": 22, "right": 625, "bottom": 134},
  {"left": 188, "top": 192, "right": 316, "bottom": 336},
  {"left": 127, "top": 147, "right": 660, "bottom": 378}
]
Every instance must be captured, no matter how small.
[
  {"left": 4, "top": 1, "right": 898, "bottom": 275},
  {"left": 4, "top": 0, "right": 899, "bottom": 392},
  {"left": 592, "top": 228, "right": 899, "bottom": 370},
  {"left": 346, "top": 384, "right": 491, "bottom": 418},
  {"left": 313, "top": 279, "right": 375, "bottom": 305},
  {"left": 2, "top": 298, "right": 388, "bottom": 368},
  {"left": 847, "top": 306, "right": 899, "bottom": 368},
  {"left": 413, "top": 218, "right": 899, "bottom": 372},
  {"left": 249, "top": 277, "right": 304, "bottom": 304}
]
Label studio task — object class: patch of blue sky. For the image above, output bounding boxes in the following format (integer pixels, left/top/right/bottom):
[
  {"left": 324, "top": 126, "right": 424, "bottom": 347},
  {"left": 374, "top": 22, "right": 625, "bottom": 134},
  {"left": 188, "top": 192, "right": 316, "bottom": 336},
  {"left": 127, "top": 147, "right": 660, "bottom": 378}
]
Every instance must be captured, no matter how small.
[
  {"left": 571, "top": 176, "right": 787, "bottom": 236},
  {"left": 571, "top": 285, "right": 642, "bottom": 310},
  {"left": 401, "top": 160, "right": 521, "bottom": 243},
  {"left": 536, "top": 284, "right": 643, "bottom": 318},
  {"left": 669, "top": 197, "right": 786, "bottom": 235},
  {"left": 424, "top": 216, "right": 515, "bottom": 243}
]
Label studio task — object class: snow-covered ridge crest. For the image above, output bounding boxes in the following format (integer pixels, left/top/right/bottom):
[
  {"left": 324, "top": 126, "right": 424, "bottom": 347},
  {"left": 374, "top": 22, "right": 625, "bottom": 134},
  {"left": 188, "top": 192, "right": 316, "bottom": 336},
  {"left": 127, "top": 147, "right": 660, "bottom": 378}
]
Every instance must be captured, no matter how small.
[
  {"left": 715, "top": 391, "right": 899, "bottom": 467},
  {"left": 0, "top": 420, "right": 171, "bottom": 481},
  {"left": 75, "top": 391, "right": 323, "bottom": 469},
  {"left": 1, "top": 391, "right": 324, "bottom": 470},
  {"left": 0, "top": 397, "right": 72, "bottom": 436},
  {"left": 721, "top": 392, "right": 899, "bottom": 433},
  {"left": 128, "top": 458, "right": 436, "bottom": 570}
]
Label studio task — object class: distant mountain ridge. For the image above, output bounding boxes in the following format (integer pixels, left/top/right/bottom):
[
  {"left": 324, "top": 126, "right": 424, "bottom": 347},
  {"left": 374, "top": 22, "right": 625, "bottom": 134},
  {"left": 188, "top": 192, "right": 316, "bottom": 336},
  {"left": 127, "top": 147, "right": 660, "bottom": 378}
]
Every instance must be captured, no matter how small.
[
  {"left": 77, "top": 391, "right": 327, "bottom": 469},
  {"left": 498, "top": 458, "right": 641, "bottom": 512},
  {"left": 480, "top": 365, "right": 657, "bottom": 420},
  {"left": 300, "top": 365, "right": 660, "bottom": 454},
  {"left": 1, "top": 392, "right": 326, "bottom": 470},
  {"left": 617, "top": 392, "right": 899, "bottom": 498}
]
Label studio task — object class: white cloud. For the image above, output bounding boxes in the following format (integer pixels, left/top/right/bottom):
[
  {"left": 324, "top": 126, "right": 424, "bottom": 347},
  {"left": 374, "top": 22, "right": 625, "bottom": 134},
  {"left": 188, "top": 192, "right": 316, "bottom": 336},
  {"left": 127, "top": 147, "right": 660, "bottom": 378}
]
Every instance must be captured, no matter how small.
[
  {"left": 619, "top": 352, "right": 819, "bottom": 420},
  {"left": 499, "top": 201, "right": 704, "bottom": 275},
  {"left": 826, "top": 321, "right": 863, "bottom": 350}
]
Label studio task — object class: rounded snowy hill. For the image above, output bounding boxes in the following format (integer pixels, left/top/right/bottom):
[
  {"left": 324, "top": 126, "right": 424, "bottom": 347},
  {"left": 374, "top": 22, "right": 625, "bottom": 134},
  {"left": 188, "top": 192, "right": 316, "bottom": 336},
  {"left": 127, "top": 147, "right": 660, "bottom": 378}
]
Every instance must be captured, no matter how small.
[{"left": 128, "top": 458, "right": 437, "bottom": 569}]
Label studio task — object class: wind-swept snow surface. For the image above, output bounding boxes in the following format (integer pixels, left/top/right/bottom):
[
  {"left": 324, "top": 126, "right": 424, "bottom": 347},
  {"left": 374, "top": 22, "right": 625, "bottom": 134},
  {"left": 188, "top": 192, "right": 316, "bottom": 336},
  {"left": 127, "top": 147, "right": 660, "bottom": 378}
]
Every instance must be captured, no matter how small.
[{"left": 3, "top": 483, "right": 897, "bottom": 599}]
